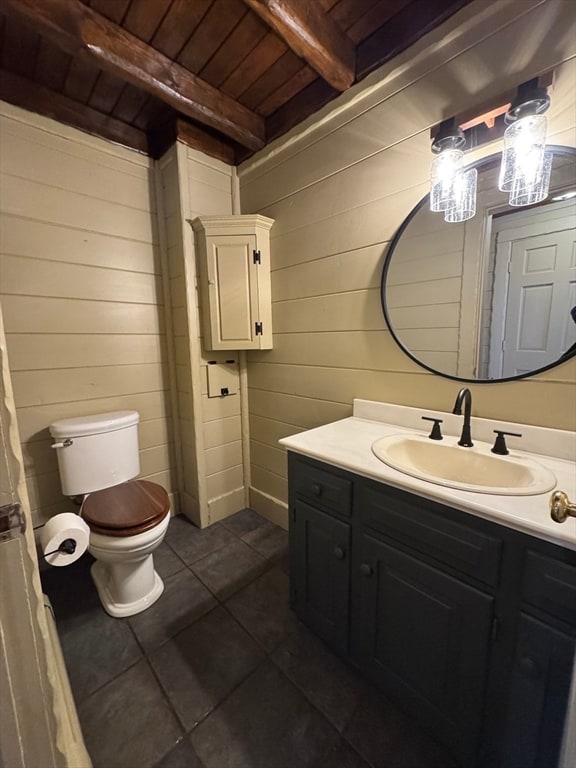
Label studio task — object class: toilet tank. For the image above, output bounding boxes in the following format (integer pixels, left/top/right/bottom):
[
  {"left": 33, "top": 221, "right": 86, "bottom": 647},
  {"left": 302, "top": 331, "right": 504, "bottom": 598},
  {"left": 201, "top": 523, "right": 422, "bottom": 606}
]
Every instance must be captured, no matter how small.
[{"left": 50, "top": 411, "right": 140, "bottom": 496}]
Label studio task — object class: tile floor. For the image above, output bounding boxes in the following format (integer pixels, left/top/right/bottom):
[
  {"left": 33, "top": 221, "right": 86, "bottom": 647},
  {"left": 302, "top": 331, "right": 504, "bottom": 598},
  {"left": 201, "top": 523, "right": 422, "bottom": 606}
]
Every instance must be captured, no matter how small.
[{"left": 41, "top": 509, "right": 459, "bottom": 768}]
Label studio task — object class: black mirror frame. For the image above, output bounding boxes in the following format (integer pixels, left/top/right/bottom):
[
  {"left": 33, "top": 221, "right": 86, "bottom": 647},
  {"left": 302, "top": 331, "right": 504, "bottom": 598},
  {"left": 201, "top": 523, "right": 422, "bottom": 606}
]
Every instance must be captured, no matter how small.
[{"left": 380, "top": 145, "right": 576, "bottom": 383}]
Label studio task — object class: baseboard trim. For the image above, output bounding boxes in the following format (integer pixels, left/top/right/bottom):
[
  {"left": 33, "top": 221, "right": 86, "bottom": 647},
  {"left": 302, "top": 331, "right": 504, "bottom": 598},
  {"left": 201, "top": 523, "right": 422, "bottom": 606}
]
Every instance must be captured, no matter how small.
[{"left": 249, "top": 487, "right": 288, "bottom": 530}]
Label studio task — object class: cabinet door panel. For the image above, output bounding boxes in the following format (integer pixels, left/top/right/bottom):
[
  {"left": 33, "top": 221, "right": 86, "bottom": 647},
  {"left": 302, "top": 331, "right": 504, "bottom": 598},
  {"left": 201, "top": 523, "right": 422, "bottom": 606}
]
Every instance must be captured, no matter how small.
[
  {"left": 500, "top": 614, "right": 575, "bottom": 768},
  {"left": 207, "top": 234, "right": 259, "bottom": 348},
  {"left": 291, "top": 500, "right": 351, "bottom": 655},
  {"left": 353, "top": 533, "right": 493, "bottom": 764}
]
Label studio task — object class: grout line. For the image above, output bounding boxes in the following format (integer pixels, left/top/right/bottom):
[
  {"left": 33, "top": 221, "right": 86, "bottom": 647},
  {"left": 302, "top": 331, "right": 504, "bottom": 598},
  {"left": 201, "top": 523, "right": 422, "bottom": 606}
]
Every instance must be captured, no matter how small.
[{"left": 49, "top": 511, "right": 368, "bottom": 766}]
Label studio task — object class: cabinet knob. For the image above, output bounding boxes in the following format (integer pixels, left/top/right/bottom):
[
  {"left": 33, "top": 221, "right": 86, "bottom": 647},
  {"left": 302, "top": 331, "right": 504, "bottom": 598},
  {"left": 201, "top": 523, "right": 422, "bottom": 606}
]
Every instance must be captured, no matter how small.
[
  {"left": 312, "top": 483, "right": 323, "bottom": 497},
  {"left": 334, "top": 546, "right": 346, "bottom": 561},
  {"left": 360, "top": 563, "right": 373, "bottom": 577},
  {"left": 519, "top": 656, "right": 541, "bottom": 680}
]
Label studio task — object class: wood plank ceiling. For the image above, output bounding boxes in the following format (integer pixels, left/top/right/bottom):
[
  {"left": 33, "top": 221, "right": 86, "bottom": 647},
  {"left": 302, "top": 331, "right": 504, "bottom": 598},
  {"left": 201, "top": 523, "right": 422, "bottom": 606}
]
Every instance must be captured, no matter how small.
[{"left": 0, "top": 0, "right": 473, "bottom": 164}]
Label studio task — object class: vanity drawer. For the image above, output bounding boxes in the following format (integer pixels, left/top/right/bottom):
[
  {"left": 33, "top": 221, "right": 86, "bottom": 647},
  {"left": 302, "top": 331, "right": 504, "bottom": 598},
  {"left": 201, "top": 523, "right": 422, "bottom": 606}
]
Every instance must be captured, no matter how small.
[
  {"left": 292, "top": 458, "right": 352, "bottom": 518},
  {"left": 522, "top": 551, "right": 576, "bottom": 627},
  {"left": 358, "top": 482, "right": 502, "bottom": 587}
]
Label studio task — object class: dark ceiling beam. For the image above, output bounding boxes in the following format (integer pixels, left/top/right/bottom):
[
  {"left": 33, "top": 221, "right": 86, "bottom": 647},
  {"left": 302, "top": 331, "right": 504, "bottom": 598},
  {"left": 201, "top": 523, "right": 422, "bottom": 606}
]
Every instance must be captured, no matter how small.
[
  {"left": 176, "top": 120, "right": 236, "bottom": 166},
  {"left": 242, "top": 0, "right": 355, "bottom": 91},
  {"left": 0, "top": 68, "right": 149, "bottom": 154},
  {"left": 2, "top": 0, "right": 265, "bottom": 151},
  {"left": 150, "top": 119, "right": 236, "bottom": 164}
]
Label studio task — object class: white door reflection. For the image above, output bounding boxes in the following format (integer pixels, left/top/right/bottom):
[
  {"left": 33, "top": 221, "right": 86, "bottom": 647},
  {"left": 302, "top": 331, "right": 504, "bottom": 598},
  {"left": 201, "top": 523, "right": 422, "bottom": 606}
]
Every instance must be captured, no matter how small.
[{"left": 486, "top": 201, "right": 575, "bottom": 378}]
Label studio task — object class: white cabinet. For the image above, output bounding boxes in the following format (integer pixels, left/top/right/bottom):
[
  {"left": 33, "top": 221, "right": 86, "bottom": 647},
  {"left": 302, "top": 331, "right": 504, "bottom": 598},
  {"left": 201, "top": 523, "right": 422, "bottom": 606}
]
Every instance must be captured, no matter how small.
[{"left": 192, "top": 215, "right": 274, "bottom": 350}]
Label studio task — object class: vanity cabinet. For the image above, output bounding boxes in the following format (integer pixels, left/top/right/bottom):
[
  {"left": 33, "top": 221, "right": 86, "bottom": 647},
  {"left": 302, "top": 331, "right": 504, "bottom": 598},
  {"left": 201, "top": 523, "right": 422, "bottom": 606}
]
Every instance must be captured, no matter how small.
[
  {"left": 288, "top": 452, "right": 576, "bottom": 768},
  {"left": 499, "top": 615, "right": 574, "bottom": 768},
  {"left": 191, "top": 215, "right": 274, "bottom": 350}
]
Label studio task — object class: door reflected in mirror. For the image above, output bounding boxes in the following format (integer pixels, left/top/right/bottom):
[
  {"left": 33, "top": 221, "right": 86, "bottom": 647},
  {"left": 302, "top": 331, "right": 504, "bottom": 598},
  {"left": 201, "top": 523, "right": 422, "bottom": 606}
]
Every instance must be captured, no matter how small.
[{"left": 381, "top": 146, "right": 576, "bottom": 382}]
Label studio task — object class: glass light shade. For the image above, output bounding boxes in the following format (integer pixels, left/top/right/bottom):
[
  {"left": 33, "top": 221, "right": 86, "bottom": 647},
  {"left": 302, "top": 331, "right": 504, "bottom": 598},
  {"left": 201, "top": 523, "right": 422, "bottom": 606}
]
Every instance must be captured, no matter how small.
[
  {"left": 444, "top": 168, "right": 478, "bottom": 223},
  {"left": 498, "top": 114, "right": 548, "bottom": 192},
  {"left": 430, "top": 149, "right": 463, "bottom": 212},
  {"left": 509, "top": 150, "right": 553, "bottom": 206}
]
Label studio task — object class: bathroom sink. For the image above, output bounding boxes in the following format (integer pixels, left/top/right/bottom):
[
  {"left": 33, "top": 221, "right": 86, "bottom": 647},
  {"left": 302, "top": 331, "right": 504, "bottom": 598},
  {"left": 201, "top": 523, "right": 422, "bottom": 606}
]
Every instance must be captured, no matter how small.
[{"left": 371, "top": 434, "right": 556, "bottom": 496}]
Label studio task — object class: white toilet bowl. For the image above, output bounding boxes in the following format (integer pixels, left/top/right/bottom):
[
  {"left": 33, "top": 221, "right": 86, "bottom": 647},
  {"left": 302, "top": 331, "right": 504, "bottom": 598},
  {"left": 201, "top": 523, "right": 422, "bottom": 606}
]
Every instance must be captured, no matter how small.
[{"left": 80, "top": 479, "right": 170, "bottom": 618}]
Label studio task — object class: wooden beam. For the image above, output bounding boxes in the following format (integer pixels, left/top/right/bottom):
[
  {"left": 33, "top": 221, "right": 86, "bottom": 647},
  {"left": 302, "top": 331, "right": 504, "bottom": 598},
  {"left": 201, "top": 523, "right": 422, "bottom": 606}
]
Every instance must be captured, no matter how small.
[
  {"left": 0, "top": 68, "right": 149, "bottom": 154},
  {"left": 242, "top": 0, "right": 355, "bottom": 91},
  {"left": 2, "top": 0, "right": 265, "bottom": 150},
  {"left": 176, "top": 120, "right": 236, "bottom": 166},
  {"left": 150, "top": 118, "right": 236, "bottom": 165}
]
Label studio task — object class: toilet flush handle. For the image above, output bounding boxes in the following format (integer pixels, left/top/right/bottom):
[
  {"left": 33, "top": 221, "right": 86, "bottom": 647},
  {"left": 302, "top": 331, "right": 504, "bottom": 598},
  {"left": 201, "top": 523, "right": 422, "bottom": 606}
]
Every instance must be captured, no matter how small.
[{"left": 51, "top": 439, "right": 74, "bottom": 449}]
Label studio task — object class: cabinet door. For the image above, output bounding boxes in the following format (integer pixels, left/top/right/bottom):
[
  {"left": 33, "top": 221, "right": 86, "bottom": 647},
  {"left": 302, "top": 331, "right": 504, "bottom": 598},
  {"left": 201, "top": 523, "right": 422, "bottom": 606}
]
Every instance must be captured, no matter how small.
[
  {"left": 352, "top": 533, "right": 494, "bottom": 765},
  {"left": 499, "top": 614, "right": 575, "bottom": 768},
  {"left": 204, "top": 234, "right": 261, "bottom": 350},
  {"left": 291, "top": 500, "right": 351, "bottom": 655}
]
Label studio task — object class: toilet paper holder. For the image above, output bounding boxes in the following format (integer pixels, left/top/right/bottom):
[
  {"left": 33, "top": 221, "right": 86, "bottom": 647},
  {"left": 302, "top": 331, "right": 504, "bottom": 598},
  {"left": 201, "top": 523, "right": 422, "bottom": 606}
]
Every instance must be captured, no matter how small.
[
  {"left": 43, "top": 538, "right": 78, "bottom": 557},
  {"left": 41, "top": 513, "right": 90, "bottom": 566}
]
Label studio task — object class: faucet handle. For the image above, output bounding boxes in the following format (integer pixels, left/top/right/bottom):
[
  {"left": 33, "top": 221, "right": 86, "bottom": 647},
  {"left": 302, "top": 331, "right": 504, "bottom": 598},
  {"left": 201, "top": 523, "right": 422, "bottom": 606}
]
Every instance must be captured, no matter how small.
[
  {"left": 422, "top": 417, "right": 443, "bottom": 440},
  {"left": 491, "top": 430, "right": 522, "bottom": 455}
]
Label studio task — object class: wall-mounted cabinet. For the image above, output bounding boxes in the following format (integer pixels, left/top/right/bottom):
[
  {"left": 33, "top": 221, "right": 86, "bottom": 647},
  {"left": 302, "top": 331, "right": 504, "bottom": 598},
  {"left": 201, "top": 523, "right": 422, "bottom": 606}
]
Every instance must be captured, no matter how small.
[{"left": 191, "top": 215, "right": 274, "bottom": 350}]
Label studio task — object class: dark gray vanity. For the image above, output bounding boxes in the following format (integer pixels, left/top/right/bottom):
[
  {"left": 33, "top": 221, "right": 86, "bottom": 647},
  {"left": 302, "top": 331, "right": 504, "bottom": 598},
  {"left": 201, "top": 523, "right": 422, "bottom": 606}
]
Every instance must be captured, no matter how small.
[{"left": 288, "top": 451, "right": 575, "bottom": 768}]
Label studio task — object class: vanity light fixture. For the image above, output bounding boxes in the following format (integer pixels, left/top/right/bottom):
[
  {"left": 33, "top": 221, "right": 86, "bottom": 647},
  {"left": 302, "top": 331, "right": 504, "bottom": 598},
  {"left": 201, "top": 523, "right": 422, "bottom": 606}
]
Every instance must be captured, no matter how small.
[
  {"left": 499, "top": 78, "right": 552, "bottom": 206},
  {"left": 429, "top": 73, "right": 555, "bottom": 224},
  {"left": 430, "top": 119, "right": 477, "bottom": 223}
]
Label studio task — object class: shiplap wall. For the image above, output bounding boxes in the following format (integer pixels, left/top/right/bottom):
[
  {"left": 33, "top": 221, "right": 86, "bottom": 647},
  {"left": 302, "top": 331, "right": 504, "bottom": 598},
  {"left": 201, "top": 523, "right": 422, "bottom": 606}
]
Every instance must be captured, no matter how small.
[
  {"left": 0, "top": 102, "right": 176, "bottom": 527},
  {"left": 185, "top": 148, "right": 246, "bottom": 524},
  {"left": 385, "top": 205, "right": 464, "bottom": 376},
  {"left": 156, "top": 143, "right": 244, "bottom": 527},
  {"left": 239, "top": 0, "right": 576, "bottom": 525}
]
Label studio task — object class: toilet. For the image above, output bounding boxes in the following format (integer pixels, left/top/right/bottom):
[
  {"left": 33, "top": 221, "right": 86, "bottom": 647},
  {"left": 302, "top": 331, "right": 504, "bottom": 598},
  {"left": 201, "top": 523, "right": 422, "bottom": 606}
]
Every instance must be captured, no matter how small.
[{"left": 49, "top": 411, "right": 170, "bottom": 618}]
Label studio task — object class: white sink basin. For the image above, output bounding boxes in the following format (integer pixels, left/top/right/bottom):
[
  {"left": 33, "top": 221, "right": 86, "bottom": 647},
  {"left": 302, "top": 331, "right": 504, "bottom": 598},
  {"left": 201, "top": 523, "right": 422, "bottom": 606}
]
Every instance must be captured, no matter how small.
[{"left": 371, "top": 434, "right": 557, "bottom": 496}]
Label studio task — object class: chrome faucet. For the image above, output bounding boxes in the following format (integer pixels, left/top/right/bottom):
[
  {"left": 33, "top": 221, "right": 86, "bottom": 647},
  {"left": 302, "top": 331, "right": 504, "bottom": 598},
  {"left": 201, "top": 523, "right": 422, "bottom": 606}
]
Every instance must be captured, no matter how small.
[{"left": 452, "top": 387, "right": 473, "bottom": 447}]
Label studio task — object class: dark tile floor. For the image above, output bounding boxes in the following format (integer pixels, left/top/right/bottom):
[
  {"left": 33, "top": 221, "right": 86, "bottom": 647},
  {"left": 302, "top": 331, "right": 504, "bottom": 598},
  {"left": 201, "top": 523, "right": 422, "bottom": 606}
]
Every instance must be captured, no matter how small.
[{"left": 41, "top": 509, "right": 458, "bottom": 768}]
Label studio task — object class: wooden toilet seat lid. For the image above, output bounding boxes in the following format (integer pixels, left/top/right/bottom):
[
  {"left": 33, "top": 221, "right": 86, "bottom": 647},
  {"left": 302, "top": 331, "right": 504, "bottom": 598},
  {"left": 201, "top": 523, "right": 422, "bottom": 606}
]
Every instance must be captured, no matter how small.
[{"left": 81, "top": 480, "right": 170, "bottom": 537}]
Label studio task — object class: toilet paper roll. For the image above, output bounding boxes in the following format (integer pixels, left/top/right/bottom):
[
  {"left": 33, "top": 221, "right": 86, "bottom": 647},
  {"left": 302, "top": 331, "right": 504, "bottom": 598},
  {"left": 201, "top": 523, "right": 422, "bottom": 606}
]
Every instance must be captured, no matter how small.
[{"left": 41, "top": 513, "right": 90, "bottom": 567}]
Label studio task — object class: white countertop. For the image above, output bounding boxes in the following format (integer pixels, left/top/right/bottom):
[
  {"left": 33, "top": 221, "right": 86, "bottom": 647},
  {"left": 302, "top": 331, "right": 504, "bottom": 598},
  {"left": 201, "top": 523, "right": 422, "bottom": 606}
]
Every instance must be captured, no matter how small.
[{"left": 279, "top": 400, "right": 576, "bottom": 550}]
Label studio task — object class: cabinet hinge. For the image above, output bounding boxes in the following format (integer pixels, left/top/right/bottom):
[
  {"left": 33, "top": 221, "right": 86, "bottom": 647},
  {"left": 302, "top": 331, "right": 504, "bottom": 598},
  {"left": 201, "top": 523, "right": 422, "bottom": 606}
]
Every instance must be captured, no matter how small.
[
  {"left": 253, "top": 249, "right": 261, "bottom": 264},
  {"left": 491, "top": 615, "right": 500, "bottom": 642},
  {"left": 255, "top": 321, "right": 263, "bottom": 336}
]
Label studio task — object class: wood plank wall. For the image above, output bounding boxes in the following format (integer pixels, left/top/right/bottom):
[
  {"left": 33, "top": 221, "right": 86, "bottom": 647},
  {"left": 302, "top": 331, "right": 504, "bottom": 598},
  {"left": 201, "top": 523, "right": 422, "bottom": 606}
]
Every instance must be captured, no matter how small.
[
  {"left": 184, "top": 148, "right": 245, "bottom": 523},
  {"left": 156, "top": 143, "right": 244, "bottom": 527},
  {"left": 0, "top": 102, "right": 176, "bottom": 527},
  {"left": 239, "top": 0, "right": 576, "bottom": 525}
]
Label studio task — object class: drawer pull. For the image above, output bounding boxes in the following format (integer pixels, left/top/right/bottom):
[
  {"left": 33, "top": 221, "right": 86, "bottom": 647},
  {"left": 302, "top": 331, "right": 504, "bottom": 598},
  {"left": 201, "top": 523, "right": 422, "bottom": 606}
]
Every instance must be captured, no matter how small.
[
  {"left": 519, "top": 656, "right": 541, "bottom": 680},
  {"left": 312, "top": 483, "right": 323, "bottom": 497},
  {"left": 334, "top": 546, "right": 346, "bottom": 561},
  {"left": 360, "top": 563, "right": 373, "bottom": 577}
]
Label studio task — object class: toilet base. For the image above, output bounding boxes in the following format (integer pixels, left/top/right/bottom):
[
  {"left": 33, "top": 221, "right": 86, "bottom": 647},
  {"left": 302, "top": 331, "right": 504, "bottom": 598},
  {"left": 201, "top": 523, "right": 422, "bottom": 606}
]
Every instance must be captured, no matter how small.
[{"left": 91, "top": 559, "right": 164, "bottom": 618}]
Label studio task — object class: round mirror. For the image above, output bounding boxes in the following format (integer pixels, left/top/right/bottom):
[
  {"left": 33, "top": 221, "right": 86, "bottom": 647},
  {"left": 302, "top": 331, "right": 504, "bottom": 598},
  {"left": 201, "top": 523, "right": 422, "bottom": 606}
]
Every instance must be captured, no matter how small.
[{"left": 381, "top": 146, "right": 576, "bottom": 382}]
